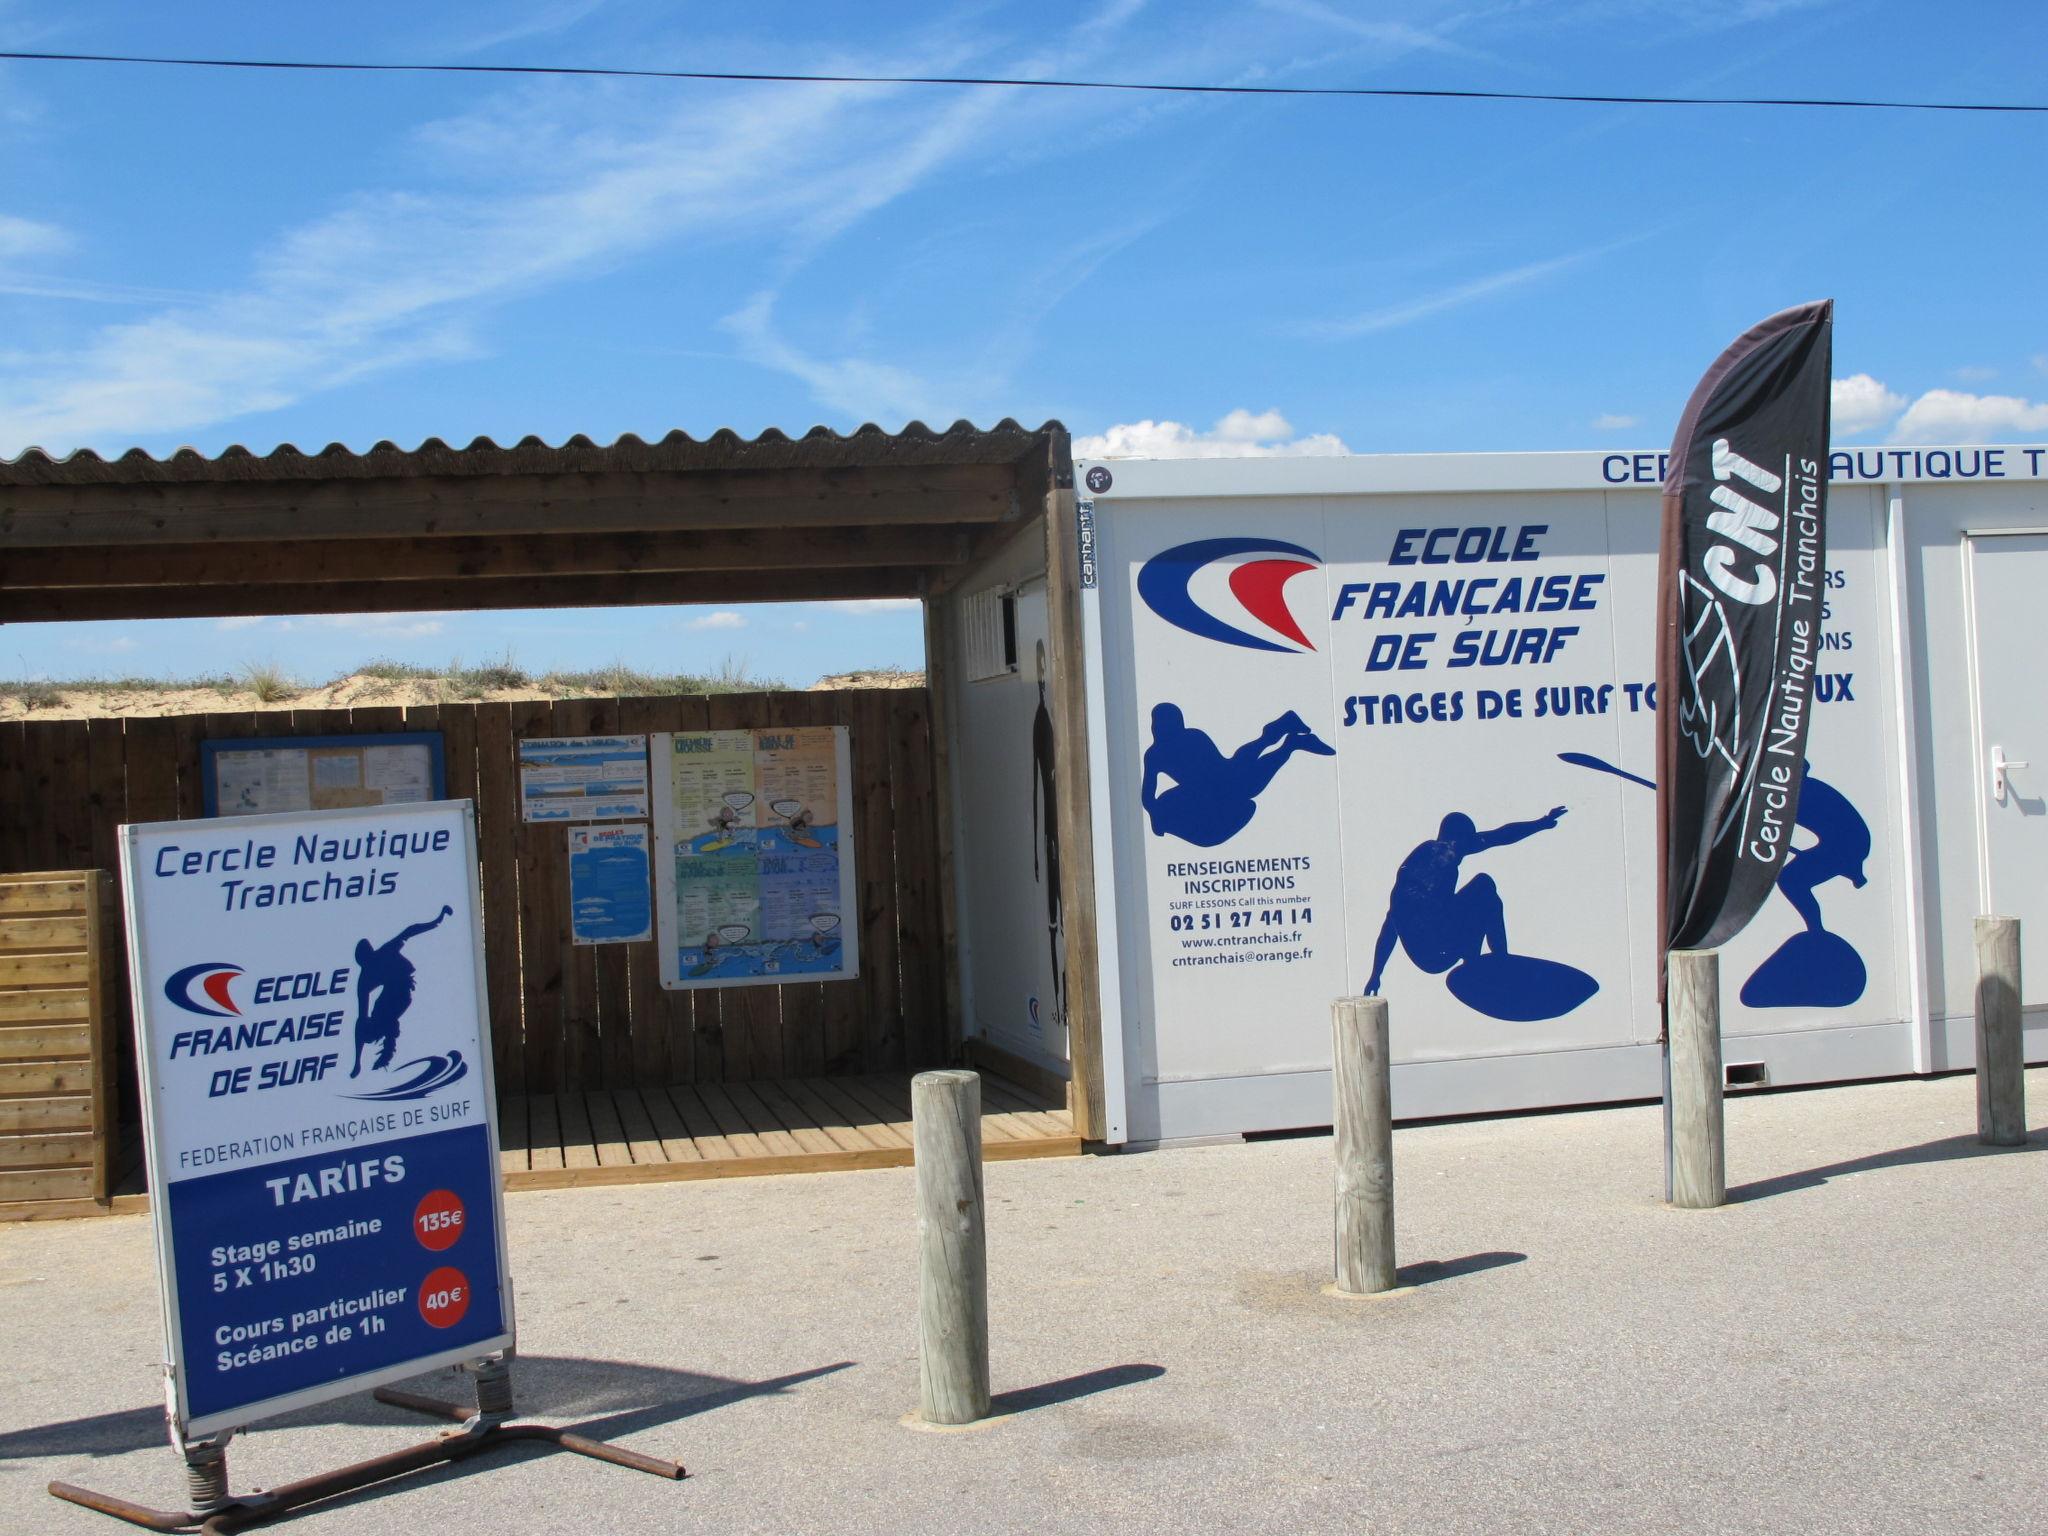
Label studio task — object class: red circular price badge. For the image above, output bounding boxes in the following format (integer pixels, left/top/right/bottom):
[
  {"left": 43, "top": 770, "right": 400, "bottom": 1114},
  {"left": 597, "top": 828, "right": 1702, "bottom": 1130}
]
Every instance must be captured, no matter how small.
[
  {"left": 413, "top": 1189, "right": 466, "bottom": 1252},
  {"left": 418, "top": 1266, "right": 471, "bottom": 1329}
]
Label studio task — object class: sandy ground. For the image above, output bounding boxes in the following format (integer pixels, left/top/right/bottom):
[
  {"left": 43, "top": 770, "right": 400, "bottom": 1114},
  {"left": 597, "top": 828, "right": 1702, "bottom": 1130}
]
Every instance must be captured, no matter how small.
[
  {"left": 0, "top": 670, "right": 925, "bottom": 722},
  {"left": 2, "top": 1069, "right": 2043, "bottom": 1535}
]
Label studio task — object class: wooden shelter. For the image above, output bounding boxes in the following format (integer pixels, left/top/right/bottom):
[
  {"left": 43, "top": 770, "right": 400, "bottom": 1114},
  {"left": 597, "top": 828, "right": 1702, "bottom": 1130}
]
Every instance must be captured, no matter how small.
[{"left": 0, "top": 421, "right": 1106, "bottom": 1211}]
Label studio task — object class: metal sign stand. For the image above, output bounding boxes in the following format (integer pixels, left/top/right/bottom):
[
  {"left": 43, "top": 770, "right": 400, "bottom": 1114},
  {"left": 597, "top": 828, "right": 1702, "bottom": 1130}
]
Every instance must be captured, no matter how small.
[{"left": 48, "top": 1355, "right": 684, "bottom": 1533}]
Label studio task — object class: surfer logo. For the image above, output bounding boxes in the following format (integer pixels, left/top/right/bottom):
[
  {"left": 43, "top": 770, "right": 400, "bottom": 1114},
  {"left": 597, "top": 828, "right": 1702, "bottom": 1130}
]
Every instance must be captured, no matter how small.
[
  {"left": 164, "top": 962, "right": 244, "bottom": 1018},
  {"left": 1137, "top": 537, "right": 1322, "bottom": 653},
  {"left": 341, "top": 905, "right": 471, "bottom": 1103}
]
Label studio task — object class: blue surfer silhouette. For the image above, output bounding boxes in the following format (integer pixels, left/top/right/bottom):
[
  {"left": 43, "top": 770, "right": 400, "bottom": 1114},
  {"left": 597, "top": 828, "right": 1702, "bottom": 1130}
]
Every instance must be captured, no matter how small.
[
  {"left": 350, "top": 904, "right": 453, "bottom": 1077},
  {"left": 1364, "top": 806, "right": 1599, "bottom": 1022},
  {"left": 1140, "top": 702, "right": 1333, "bottom": 847},
  {"left": 1741, "top": 763, "right": 1870, "bottom": 1008}
]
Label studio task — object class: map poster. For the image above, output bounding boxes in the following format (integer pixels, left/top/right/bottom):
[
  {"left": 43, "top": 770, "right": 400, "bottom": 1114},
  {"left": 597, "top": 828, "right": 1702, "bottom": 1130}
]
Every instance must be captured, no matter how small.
[
  {"left": 204, "top": 734, "right": 444, "bottom": 818},
  {"left": 517, "top": 735, "right": 650, "bottom": 822},
  {"left": 650, "top": 726, "right": 859, "bottom": 990}
]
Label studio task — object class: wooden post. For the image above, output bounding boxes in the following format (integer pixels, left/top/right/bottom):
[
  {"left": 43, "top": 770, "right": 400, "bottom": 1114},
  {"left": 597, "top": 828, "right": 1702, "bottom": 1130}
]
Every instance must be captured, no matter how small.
[
  {"left": 913, "top": 1069, "right": 989, "bottom": 1425},
  {"left": 1974, "top": 915, "right": 2026, "bottom": 1147},
  {"left": 1667, "top": 948, "right": 1725, "bottom": 1209},
  {"left": 1331, "top": 997, "right": 1396, "bottom": 1295}
]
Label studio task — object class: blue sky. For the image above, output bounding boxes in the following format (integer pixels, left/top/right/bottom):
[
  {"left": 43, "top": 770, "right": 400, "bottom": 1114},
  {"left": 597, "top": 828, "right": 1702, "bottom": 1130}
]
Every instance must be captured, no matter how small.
[{"left": 2, "top": 0, "right": 2044, "bottom": 684}]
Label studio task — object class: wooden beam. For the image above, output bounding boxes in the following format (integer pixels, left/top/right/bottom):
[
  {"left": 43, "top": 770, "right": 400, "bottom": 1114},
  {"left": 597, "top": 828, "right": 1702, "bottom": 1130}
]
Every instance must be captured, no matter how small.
[
  {"left": 3, "top": 566, "right": 931, "bottom": 623},
  {"left": 0, "top": 466, "right": 1020, "bottom": 547},
  {"left": 921, "top": 597, "right": 966, "bottom": 1057},
  {"left": 2, "top": 525, "right": 976, "bottom": 589},
  {"left": 1039, "top": 430, "right": 1108, "bottom": 1143}
]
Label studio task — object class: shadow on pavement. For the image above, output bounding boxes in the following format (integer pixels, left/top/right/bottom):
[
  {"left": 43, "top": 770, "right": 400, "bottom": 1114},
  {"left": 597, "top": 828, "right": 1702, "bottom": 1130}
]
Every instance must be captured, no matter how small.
[
  {"left": 1398, "top": 1251, "right": 1526, "bottom": 1287},
  {"left": 0, "top": 1355, "right": 853, "bottom": 1466},
  {"left": 1730, "top": 1130, "right": 2043, "bottom": 1204},
  {"left": 990, "top": 1363, "right": 1165, "bottom": 1417}
]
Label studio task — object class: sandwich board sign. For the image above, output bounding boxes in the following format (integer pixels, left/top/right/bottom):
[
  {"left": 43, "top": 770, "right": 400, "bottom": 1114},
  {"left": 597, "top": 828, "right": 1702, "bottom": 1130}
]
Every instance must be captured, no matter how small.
[{"left": 120, "top": 799, "right": 513, "bottom": 1441}]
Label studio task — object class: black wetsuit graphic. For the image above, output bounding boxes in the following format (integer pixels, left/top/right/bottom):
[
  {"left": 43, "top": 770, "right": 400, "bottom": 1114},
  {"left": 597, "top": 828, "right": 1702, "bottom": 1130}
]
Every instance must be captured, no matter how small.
[
  {"left": 1032, "top": 676, "right": 1065, "bottom": 1025},
  {"left": 350, "top": 905, "right": 453, "bottom": 1077}
]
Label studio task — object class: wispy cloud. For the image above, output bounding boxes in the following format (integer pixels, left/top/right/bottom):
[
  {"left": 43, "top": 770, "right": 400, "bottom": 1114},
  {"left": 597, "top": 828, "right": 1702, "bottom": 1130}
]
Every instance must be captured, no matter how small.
[
  {"left": 1257, "top": 0, "right": 1490, "bottom": 60},
  {"left": 688, "top": 610, "right": 748, "bottom": 631},
  {"left": 829, "top": 599, "right": 920, "bottom": 614},
  {"left": 1304, "top": 239, "right": 1632, "bottom": 340},
  {"left": 1592, "top": 413, "right": 1639, "bottom": 431},
  {"left": 0, "top": 214, "right": 66, "bottom": 259},
  {"left": 447, "top": 0, "right": 611, "bottom": 56}
]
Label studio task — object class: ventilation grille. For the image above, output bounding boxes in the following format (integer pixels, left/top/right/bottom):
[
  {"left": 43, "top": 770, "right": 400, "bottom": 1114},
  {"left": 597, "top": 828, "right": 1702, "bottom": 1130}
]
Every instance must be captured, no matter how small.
[{"left": 961, "top": 585, "right": 1018, "bottom": 682}]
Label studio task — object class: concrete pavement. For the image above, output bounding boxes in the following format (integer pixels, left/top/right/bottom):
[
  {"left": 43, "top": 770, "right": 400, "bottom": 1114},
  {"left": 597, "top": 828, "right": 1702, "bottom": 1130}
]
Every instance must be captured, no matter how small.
[{"left": 3, "top": 1068, "right": 2043, "bottom": 1534}]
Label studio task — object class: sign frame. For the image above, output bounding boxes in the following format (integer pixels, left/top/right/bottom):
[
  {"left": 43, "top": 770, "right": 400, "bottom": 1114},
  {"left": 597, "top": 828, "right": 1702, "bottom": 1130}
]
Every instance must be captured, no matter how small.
[
  {"left": 121, "top": 799, "right": 515, "bottom": 1442},
  {"left": 650, "top": 726, "right": 860, "bottom": 991},
  {"left": 200, "top": 732, "right": 448, "bottom": 818}
]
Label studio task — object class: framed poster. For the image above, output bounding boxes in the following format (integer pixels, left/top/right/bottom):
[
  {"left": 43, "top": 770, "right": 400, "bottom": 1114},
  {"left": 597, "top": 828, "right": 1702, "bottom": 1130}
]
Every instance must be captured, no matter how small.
[
  {"left": 517, "top": 735, "right": 650, "bottom": 822},
  {"left": 202, "top": 733, "right": 445, "bottom": 818},
  {"left": 650, "top": 726, "right": 859, "bottom": 989},
  {"left": 119, "top": 800, "right": 513, "bottom": 1440}
]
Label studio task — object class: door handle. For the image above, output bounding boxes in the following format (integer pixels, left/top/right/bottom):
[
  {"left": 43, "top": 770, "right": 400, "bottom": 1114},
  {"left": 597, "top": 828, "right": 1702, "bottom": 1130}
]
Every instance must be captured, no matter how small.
[{"left": 1992, "top": 744, "right": 2029, "bottom": 804}]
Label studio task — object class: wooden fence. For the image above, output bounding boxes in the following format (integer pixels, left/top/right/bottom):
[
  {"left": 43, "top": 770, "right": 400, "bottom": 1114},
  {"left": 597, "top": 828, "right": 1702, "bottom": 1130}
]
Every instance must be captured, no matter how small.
[{"left": 0, "top": 688, "right": 949, "bottom": 1118}]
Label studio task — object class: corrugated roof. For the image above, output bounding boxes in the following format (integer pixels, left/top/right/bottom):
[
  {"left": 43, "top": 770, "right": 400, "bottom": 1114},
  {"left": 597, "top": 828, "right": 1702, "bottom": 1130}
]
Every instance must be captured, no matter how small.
[{"left": 0, "top": 419, "right": 1065, "bottom": 486}]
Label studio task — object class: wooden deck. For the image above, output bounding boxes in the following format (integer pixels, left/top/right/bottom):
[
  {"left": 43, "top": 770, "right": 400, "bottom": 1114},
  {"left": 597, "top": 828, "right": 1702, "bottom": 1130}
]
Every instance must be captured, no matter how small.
[
  {"left": 497, "top": 1074, "right": 1079, "bottom": 1190},
  {"left": 20, "top": 1071, "right": 1079, "bottom": 1218}
]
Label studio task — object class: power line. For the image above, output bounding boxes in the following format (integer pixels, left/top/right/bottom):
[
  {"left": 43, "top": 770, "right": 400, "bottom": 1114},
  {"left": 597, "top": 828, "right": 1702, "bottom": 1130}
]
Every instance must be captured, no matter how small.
[{"left": 1, "top": 48, "right": 2044, "bottom": 115}]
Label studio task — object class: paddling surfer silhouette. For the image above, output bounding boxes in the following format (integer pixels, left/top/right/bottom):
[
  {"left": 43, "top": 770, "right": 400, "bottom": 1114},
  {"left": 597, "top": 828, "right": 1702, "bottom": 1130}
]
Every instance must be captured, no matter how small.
[
  {"left": 1140, "top": 702, "right": 1333, "bottom": 848},
  {"left": 1364, "top": 806, "right": 1598, "bottom": 1022},
  {"left": 350, "top": 904, "right": 453, "bottom": 1076},
  {"left": 1031, "top": 642, "right": 1067, "bottom": 1026}
]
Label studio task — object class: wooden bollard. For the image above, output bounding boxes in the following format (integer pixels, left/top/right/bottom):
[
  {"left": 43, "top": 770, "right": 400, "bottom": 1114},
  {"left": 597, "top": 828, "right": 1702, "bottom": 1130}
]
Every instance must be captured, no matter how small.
[
  {"left": 1332, "top": 996, "right": 1396, "bottom": 1295},
  {"left": 1668, "top": 948, "right": 1725, "bottom": 1209},
  {"left": 912, "top": 1069, "right": 990, "bottom": 1425},
  {"left": 1974, "top": 915, "right": 2026, "bottom": 1147}
]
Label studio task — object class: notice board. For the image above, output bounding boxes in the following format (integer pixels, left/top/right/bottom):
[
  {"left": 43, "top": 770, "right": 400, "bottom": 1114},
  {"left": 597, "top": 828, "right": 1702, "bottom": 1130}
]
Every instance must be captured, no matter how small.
[
  {"left": 119, "top": 800, "right": 513, "bottom": 1439},
  {"left": 650, "top": 727, "right": 858, "bottom": 989},
  {"left": 202, "top": 733, "right": 445, "bottom": 818},
  {"left": 516, "top": 735, "right": 650, "bottom": 822}
]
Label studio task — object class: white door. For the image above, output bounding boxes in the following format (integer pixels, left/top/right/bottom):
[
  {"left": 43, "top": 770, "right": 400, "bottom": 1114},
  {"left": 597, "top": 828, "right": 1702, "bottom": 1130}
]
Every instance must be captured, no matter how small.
[{"left": 1966, "top": 532, "right": 2048, "bottom": 1006}]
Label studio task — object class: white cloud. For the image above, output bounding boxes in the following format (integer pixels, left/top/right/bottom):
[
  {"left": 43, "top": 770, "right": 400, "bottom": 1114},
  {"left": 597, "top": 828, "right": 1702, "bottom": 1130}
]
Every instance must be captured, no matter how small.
[
  {"left": 314, "top": 614, "right": 449, "bottom": 638},
  {"left": 215, "top": 615, "right": 266, "bottom": 631},
  {"left": 1592, "top": 413, "right": 1639, "bottom": 431},
  {"left": 829, "top": 598, "right": 921, "bottom": 614},
  {"left": 688, "top": 610, "right": 747, "bottom": 631},
  {"left": 65, "top": 634, "right": 139, "bottom": 655},
  {"left": 1308, "top": 239, "right": 1635, "bottom": 341},
  {"left": 0, "top": 214, "right": 67, "bottom": 260},
  {"left": 1831, "top": 374, "right": 1907, "bottom": 436},
  {"left": 1076, "top": 409, "right": 1348, "bottom": 459},
  {"left": 1893, "top": 388, "right": 2048, "bottom": 444},
  {"left": 1953, "top": 365, "right": 1997, "bottom": 383}
]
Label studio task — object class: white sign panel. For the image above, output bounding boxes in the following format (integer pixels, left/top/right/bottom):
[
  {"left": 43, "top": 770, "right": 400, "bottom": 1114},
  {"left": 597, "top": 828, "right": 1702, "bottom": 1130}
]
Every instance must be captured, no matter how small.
[
  {"left": 1089, "top": 459, "right": 1901, "bottom": 1138},
  {"left": 121, "top": 801, "right": 513, "bottom": 1440},
  {"left": 518, "top": 735, "right": 650, "bottom": 822}
]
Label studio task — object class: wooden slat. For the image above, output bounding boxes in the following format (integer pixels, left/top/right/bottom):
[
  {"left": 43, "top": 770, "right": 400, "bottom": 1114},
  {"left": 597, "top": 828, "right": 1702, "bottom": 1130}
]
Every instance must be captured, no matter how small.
[
  {"left": 0, "top": 1165, "right": 95, "bottom": 1202},
  {"left": 684, "top": 1084, "right": 776, "bottom": 1158},
  {"left": 0, "top": 952, "right": 87, "bottom": 987},
  {"left": 0, "top": 1020, "right": 91, "bottom": 1057},
  {"left": 526, "top": 1093, "right": 565, "bottom": 1172},
  {"left": 741, "top": 1079, "right": 844, "bottom": 1157},
  {"left": 851, "top": 692, "right": 903, "bottom": 1071},
  {"left": 889, "top": 691, "right": 945, "bottom": 1068},
  {"left": 777, "top": 1077, "right": 897, "bottom": 1152},
  {"left": 768, "top": 692, "right": 827, "bottom": 1081},
  {"left": 473, "top": 703, "right": 525, "bottom": 1096},
  {"left": 613, "top": 697, "right": 671, "bottom": 1090},
  {"left": 0, "top": 723, "right": 24, "bottom": 874},
  {"left": 0, "top": 989, "right": 90, "bottom": 1024},
  {"left": 658, "top": 1085, "right": 741, "bottom": 1160},
  {"left": 122, "top": 716, "right": 181, "bottom": 824},
  {"left": 921, "top": 601, "right": 966, "bottom": 1056},
  {"left": 635, "top": 1086, "right": 706, "bottom": 1162},
  {"left": 608, "top": 1088, "right": 671, "bottom": 1166},
  {"left": 0, "top": 1061, "right": 94, "bottom": 1097},
  {"left": 0, "top": 1132, "right": 95, "bottom": 1168},
  {"left": 510, "top": 701, "right": 565, "bottom": 1094},
  {"left": 583, "top": 1089, "right": 632, "bottom": 1167},
  {"left": 0, "top": 915, "right": 89, "bottom": 949},
  {"left": 0, "top": 879, "right": 91, "bottom": 914},
  {"left": 497, "top": 1092, "right": 529, "bottom": 1173},
  {"left": 542, "top": 698, "right": 605, "bottom": 1092},
  {"left": 800, "top": 1077, "right": 913, "bottom": 1149},
  {"left": 825, "top": 1076, "right": 919, "bottom": 1145},
  {"left": 556, "top": 1091, "right": 600, "bottom": 1170},
  {"left": 0, "top": 1096, "right": 93, "bottom": 1133}
]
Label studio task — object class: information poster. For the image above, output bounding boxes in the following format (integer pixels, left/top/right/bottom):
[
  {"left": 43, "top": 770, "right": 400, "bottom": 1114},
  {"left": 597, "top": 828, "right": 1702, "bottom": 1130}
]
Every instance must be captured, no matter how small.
[
  {"left": 120, "top": 800, "right": 512, "bottom": 1439},
  {"left": 650, "top": 726, "right": 858, "bottom": 989},
  {"left": 517, "top": 735, "right": 650, "bottom": 822},
  {"left": 568, "top": 824, "right": 654, "bottom": 945},
  {"left": 204, "top": 734, "right": 444, "bottom": 818}
]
